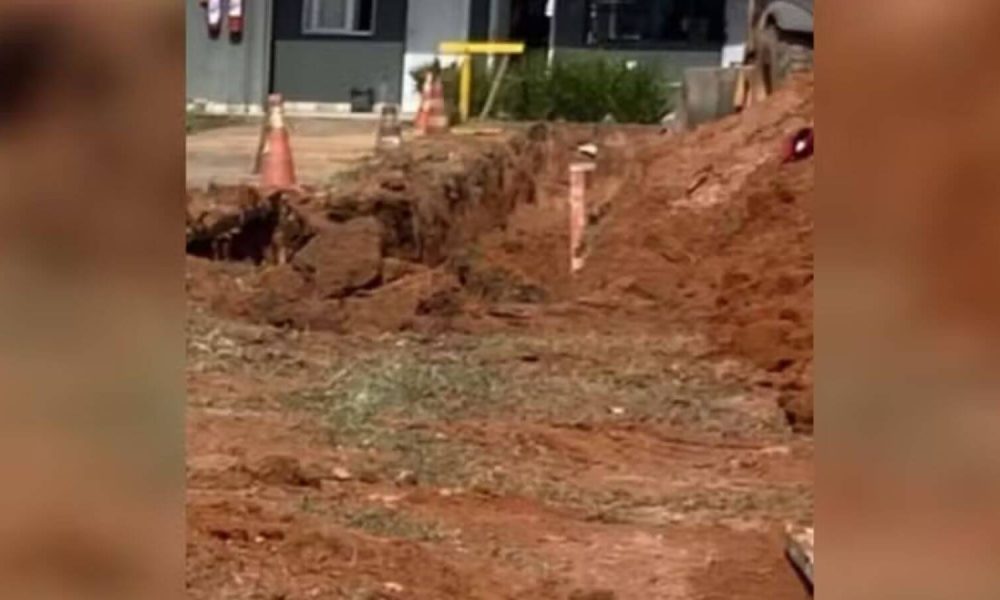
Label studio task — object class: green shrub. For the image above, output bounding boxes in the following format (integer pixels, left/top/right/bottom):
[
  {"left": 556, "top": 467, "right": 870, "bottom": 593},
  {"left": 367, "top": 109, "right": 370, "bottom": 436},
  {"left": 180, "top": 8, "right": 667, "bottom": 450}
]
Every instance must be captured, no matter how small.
[
  {"left": 606, "top": 60, "right": 676, "bottom": 124},
  {"left": 410, "top": 53, "right": 674, "bottom": 124},
  {"left": 494, "top": 54, "right": 554, "bottom": 120}
]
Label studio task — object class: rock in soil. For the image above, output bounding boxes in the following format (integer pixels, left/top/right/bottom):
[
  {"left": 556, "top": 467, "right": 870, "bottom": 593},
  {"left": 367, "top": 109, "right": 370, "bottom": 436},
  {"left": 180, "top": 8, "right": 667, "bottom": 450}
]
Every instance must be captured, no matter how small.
[
  {"left": 292, "top": 217, "right": 384, "bottom": 299},
  {"left": 252, "top": 455, "right": 322, "bottom": 488}
]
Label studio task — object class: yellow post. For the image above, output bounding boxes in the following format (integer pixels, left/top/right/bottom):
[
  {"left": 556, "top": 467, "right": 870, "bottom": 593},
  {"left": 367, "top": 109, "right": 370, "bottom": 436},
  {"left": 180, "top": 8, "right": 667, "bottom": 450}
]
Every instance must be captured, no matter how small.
[
  {"left": 460, "top": 55, "right": 473, "bottom": 123},
  {"left": 439, "top": 41, "right": 525, "bottom": 124}
]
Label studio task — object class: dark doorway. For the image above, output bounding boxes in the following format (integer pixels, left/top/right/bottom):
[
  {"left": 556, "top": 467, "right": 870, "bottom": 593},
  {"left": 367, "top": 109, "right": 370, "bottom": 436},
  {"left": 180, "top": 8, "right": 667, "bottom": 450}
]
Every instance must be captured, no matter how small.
[{"left": 510, "top": 0, "right": 551, "bottom": 48}]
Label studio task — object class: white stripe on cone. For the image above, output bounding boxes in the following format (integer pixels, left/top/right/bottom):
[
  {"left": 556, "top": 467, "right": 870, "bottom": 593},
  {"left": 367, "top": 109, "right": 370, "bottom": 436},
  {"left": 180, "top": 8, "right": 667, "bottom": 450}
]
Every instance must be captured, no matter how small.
[{"left": 207, "top": 0, "right": 223, "bottom": 32}]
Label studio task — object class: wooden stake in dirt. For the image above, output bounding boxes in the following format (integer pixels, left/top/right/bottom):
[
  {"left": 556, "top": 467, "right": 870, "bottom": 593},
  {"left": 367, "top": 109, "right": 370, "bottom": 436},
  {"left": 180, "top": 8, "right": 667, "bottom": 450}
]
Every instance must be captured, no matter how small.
[{"left": 569, "top": 162, "right": 596, "bottom": 274}]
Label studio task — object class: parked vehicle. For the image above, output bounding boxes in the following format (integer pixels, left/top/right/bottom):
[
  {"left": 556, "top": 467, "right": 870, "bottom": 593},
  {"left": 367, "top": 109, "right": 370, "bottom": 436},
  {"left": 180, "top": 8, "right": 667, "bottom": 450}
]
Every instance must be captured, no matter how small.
[{"left": 747, "top": 0, "right": 814, "bottom": 93}]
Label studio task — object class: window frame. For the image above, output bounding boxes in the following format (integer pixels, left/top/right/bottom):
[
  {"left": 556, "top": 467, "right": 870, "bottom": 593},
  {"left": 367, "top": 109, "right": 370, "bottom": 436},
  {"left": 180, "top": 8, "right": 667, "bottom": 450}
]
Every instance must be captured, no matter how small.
[
  {"left": 582, "top": 0, "right": 725, "bottom": 51},
  {"left": 301, "top": 0, "right": 377, "bottom": 37}
]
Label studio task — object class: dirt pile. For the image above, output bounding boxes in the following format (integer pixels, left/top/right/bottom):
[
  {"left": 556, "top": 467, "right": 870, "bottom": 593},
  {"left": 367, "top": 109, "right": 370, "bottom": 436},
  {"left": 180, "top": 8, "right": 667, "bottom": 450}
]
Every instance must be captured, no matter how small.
[
  {"left": 186, "top": 128, "right": 546, "bottom": 332},
  {"left": 577, "top": 75, "right": 815, "bottom": 430},
  {"left": 185, "top": 99, "right": 816, "bottom": 599},
  {"left": 186, "top": 82, "right": 815, "bottom": 429}
]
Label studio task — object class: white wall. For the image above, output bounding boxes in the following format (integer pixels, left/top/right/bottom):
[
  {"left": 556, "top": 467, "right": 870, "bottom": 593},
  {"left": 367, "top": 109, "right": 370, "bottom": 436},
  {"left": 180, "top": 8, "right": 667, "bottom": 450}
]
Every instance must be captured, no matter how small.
[{"left": 401, "top": 0, "right": 472, "bottom": 114}]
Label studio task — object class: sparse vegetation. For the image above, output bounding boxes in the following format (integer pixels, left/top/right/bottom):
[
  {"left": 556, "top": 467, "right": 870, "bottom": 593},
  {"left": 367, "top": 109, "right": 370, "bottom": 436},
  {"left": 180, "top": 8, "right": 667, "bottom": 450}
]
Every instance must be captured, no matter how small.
[
  {"left": 293, "top": 350, "right": 503, "bottom": 440},
  {"left": 283, "top": 334, "right": 786, "bottom": 498},
  {"left": 288, "top": 350, "right": 503, "bottom": 483},
  {"left": 343, "top": 506, "right": 447, "bottom": 542}
]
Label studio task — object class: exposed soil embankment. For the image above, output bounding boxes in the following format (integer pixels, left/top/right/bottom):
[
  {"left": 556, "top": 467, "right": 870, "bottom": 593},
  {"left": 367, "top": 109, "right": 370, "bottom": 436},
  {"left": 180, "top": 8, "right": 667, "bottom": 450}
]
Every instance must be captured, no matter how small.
[
  {"left": 187, "top": 127, "right": 548, "bottom": 333},
  {"left": 574, "top": 76, "right": 815, "bottom": 431},
  {"left": 188, "top": 81, "right": 814, "bottom": 431}
]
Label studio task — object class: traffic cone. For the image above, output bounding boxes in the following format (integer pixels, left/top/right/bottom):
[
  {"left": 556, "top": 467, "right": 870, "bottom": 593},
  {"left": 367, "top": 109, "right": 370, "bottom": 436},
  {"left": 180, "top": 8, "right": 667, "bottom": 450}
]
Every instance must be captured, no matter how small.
[
  {"left": 426, "top": 72, "right": 449, "bottom": 134},
  {"left": 259, "top": 94, "right": 296, "bottom": 189},
  {"left": 228, "top": 0, "right": 244, "bottom": 37},
  {"left": 206, "top": 0, "right": 223, "bottom": 36},
  {"left": 414, "top": 71, "right": 433, "bottom": 135}
]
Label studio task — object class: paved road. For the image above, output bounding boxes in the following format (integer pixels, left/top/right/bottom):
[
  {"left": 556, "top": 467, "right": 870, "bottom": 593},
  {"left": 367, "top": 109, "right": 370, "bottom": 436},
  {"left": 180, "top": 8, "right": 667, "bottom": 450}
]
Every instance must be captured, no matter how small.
[{"left": 186, "top": 118, "right": 380, "bottom": 188}]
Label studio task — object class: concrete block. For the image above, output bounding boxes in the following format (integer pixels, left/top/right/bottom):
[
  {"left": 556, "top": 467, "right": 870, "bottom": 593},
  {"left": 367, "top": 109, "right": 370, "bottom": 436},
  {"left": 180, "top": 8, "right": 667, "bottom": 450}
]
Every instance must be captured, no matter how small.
[{"left": 681, "top": 67, "right": 741, "bottom": 129}]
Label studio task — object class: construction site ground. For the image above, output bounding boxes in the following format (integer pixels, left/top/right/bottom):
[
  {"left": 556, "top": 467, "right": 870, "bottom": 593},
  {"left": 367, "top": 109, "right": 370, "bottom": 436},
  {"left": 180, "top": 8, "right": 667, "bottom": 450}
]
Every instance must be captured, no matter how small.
[
  {"left": 187, "top": 77, "right": 814, "bottom": 599},
  {"left": 186, "top": 118, "right": 379, "bottom": 188}
]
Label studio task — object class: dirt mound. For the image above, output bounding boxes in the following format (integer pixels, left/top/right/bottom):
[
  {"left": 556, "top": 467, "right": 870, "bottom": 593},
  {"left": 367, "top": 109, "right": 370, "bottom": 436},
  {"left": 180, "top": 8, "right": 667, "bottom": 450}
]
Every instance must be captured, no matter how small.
[
  {"left": 186, "top": 130, "right": 545, "bottom": 332},
  {"left": 187, "top": 83, "right": 815, "bottom": 430},
  {"left": 186, "top": 106, "right": 816, "bottom": 598},
  {"left": 576, "top": 75, "right": 815, "bottom": 431}
]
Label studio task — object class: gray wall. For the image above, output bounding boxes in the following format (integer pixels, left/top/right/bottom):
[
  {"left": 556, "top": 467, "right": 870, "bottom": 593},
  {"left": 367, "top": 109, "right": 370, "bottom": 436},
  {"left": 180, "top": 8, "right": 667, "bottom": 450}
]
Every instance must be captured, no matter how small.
[
  {"left": 272, "top": 0, "right": 407, "bottom": 104},
  {"left": 186, "top": 0, "right": 271, "bottom": 106},
  {"left": 404, "top": 0, "right": 470, "bottom": 54},
  {"left": 272, "top": 41, "right": 405, "bottom": 104},
  {"left": 401, "top": 0, "right": 473, "bottom": 113}
]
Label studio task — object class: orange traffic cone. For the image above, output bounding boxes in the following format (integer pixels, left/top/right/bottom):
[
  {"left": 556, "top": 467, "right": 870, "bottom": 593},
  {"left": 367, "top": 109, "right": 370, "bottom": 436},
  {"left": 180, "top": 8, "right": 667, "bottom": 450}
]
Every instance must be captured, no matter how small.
[
  {"left": 414, "top": 71, "right": 433, "bottom": 135},
  {"left": 259, "top": 94, "right": 296, "bottom": 189},
  {"left": 415, "top": 70, "right": 449, "bottom": 136},
  {"left": 426, "top": 72, "right": 449, "bottom": 134}
]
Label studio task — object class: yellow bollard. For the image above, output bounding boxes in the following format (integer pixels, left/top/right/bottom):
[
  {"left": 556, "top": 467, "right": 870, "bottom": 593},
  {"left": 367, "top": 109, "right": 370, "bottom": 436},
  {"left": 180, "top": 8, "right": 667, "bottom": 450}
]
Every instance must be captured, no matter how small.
[
  {"left": 439, "top": 41, "right": 526, "bottom": 124},
  {"left": 460, "top": 55, "right": 473, "bottom": 123}
]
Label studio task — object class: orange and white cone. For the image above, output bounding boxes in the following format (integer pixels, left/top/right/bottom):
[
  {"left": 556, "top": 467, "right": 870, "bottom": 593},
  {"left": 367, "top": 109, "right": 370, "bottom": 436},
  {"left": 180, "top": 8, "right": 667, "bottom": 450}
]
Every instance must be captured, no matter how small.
[
  {"left": 228, "top": 0, "right": 244, "bottom": 36},
  {"left": 413, "top": 71, "right": 433, "bottom": 135},
  {"left": 425, "top": 72, "right": 449, "bottom": 134},
  {"left": 206, "top": 0, "right": 223, "bottom": 35},
  {"left": 414, "top": 71, "right": 433, "bottom": 135},
  {"left": 260, "top": 94, "right": 296, "bottom": 189}
]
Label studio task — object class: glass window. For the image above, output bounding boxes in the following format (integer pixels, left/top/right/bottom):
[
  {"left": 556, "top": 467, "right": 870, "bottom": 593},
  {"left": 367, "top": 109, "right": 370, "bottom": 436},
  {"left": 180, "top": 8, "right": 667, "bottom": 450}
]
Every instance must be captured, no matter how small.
[
  {"left": 585, "top": 0, "right": 725, "bottom": 46},
  {"left": 303, "top": 0, "right": 375, "bottom": 35}
]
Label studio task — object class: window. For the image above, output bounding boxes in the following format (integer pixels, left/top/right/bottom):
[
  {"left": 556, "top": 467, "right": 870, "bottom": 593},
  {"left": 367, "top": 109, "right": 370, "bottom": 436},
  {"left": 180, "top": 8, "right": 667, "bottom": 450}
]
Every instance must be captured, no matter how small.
[
  {"left": 302, "top": 0, "right": 375, "bottom": 35},
  {"left": 585, "top": 0, "right": 724, "bottom": 47}
]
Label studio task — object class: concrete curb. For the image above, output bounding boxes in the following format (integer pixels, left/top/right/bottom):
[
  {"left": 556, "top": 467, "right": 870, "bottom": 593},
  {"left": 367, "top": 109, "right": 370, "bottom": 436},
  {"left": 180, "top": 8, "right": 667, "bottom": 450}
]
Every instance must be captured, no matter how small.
[{"left": 186, "top": 99, "right": 416, "bottom": 122}]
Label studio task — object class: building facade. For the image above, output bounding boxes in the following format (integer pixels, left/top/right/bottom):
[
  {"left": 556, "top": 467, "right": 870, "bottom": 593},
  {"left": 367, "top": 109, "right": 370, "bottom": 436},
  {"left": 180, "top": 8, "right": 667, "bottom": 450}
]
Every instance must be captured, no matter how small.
[{"left": 186, "top": 0, "right": 749, "bottom": 115}]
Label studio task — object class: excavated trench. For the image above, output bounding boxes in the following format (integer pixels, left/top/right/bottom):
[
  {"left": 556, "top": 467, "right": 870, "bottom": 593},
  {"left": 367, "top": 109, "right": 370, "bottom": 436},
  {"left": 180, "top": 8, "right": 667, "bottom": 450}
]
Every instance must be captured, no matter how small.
[
  {"left": 186, "top": 206, "right": 281, "bottom": 264},
  {"left": 185, "top": 125, "right": 567, "bottom": 331},
  {"left": 186, "top": 110, "right": 813, "bottom": 431}
]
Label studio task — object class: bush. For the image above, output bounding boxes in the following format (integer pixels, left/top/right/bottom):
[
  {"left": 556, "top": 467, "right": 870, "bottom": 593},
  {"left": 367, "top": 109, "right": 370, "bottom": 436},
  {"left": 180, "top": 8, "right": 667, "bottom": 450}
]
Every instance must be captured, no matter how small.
[
  {"left": 494, "top": 54, "right": 555, "bottom": 120},
  {"left": 411, "top": 53, "right": 674, "bottom": 125}
]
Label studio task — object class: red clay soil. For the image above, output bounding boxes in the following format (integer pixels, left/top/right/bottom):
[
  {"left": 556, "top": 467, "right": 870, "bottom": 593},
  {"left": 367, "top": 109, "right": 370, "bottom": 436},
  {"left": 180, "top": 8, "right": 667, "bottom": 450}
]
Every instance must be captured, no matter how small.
[
  {"left": 187, "top": 317, "right": 813, "bottom": 600},
  {"left": 457, "top": 77, "right": 815, "bottom": 430},
  {"left": 186, "top": 76, "right": 814, "bottom": 428},
  {"left": 186, "top": 83, "right": 815, "bottom": 598},
  {"left": 575, "top": 75, "right": 815, "bottom": 430}
]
